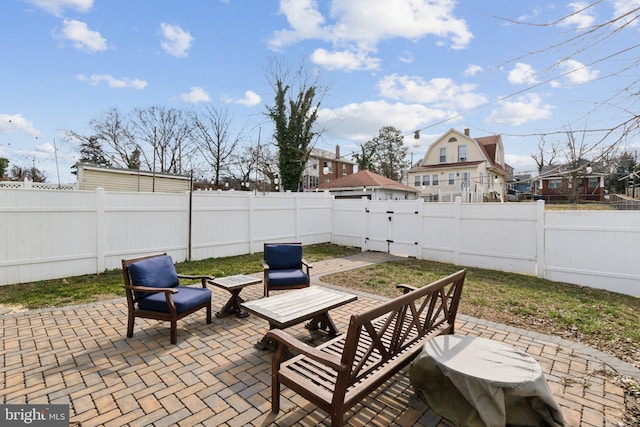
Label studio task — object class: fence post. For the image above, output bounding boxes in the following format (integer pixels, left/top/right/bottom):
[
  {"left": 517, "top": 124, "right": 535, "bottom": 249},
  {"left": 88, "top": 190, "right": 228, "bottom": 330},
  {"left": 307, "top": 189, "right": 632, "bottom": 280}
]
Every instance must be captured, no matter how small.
[
  {"left": 415, "top": 198, "right": 424, "bottom": 259},
  {"left": 453, "top": 196, "right": 462, "bottom": 264},
  {"left": 95, "top": 187, "right": 105, "bottom": 273},
  {"left": 535, "top": 199, "right": 545, "bottom": 278}
]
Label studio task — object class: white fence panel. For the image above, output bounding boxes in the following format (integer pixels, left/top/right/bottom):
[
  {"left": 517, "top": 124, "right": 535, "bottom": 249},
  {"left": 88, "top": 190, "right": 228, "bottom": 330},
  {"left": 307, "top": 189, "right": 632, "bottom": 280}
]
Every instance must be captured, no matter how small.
[
  {"left": 191, "top": 192, "right": 252, "bottom": 260},
  {"left": 331, "top": 198, "right": 366, "bottom": 248},
  {"left": 0, "top": 189, "right": 98, "bottom": 284},
  {"left": 545, "top": 210, "right": 640, "bottom": 295},
  {"left": 457, "top": 202, "right": 539, "bottom": 275},
  {"left": 104, "top": 191, "right": 190, "bottom": 269},
  {"left": 420, "top": 201, "right": 458, "bottom": 264},
  {"left": 296, "top": 193, "right": 333, "bottom": 245}
]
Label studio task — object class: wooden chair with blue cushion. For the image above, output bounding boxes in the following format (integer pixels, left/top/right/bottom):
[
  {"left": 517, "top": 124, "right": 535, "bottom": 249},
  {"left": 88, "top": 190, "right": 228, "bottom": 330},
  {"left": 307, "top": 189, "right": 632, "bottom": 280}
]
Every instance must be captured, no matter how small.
[
  {"left": 122, "top": 253, "right": 213, "bottom": 344},
  {"left": 263, "top": 243, "right": 312, "bottom": 297}
]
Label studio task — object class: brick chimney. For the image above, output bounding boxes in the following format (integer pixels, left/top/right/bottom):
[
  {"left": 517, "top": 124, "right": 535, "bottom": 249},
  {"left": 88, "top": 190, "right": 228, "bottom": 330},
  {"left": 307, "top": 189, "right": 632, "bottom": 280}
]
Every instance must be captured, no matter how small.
[
  {"left": 464, "top": 128, "right": 470, "bottom": 136},
  {"left": 335, "top": 145, "right": 340, "bottom": 159}
]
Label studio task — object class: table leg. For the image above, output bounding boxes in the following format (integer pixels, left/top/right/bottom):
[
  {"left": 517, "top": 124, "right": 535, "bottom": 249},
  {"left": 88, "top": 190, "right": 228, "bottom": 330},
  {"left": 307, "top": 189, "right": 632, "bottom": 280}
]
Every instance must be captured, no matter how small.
[
  {"left": 305, "top": 312, "right": 340, "bottom": 337},
  {"left": 215, "top": 289, "right": 250, "bottom": 318}
]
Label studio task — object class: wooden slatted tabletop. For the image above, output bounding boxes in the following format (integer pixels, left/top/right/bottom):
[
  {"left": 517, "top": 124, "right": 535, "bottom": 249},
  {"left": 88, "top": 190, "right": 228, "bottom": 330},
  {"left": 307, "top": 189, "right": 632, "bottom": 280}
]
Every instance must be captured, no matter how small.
[{"left": 241, "top": 286, "right": 357, "bottom": 330}]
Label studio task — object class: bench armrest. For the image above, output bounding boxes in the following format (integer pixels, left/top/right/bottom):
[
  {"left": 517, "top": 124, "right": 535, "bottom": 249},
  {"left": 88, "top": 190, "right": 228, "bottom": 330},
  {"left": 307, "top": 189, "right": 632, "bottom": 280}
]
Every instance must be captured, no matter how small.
[
  {"left": 396, "top": 284, "right": 416, "bottom": 294},
  {"left": 301, "top": 259, "right": 313, "bottom": 269},
  {"left": 266, "top": 329, "right": 346, "bottom": 372}
]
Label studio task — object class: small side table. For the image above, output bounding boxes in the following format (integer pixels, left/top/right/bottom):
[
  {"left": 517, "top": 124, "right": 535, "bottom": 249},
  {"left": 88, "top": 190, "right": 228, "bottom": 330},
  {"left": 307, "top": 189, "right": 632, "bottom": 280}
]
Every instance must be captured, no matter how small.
[{"left": 209, "top": 274, "right": 261, "bottom": 318}]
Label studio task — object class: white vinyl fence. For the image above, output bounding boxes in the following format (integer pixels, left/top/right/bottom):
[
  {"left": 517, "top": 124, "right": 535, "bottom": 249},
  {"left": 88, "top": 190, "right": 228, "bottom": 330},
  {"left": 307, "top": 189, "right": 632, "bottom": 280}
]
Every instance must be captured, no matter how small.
[{"left": 1, "top": 188, "right": 639, "bottom": 296}]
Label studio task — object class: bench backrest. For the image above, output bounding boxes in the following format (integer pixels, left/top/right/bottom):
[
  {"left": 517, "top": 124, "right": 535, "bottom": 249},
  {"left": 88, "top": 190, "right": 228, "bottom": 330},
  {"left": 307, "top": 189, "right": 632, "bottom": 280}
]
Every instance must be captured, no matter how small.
[{"left": 340, "top": 269, "right": 465, "bottom": 386}]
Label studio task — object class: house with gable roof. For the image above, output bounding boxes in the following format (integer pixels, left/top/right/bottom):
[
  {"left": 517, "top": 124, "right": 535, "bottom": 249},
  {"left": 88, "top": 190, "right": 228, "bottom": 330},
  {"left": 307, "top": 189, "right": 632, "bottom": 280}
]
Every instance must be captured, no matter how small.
[
  {"left": 317, "top": 169, "right": 419, "bottom": 200},
  {"left": 408, "top": 128, "right": 508, "bottom": 202}
]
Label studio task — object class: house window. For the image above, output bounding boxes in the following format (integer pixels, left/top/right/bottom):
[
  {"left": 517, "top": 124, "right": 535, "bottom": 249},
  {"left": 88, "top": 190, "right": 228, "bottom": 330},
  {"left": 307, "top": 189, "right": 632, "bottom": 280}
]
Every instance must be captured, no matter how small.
[
  {"left": 307, "top": 175, "right": 319, "bottom": 188},
  {"left": 549, "top": 179, "right": 562, "bottom": 189},
  {"left": 461, "top": 172, "right": 470, "bottom": 191},
  {"left": 439, "top": 147, "right": 447, "bottom": 163},
  {"left": 414, "top": 175, "right": 420, "bottom": 186},
  {"left": 479, "top": 172, "right": 483, "bottom": 185},
  {"left": 432, "top": 174, "right": 439, "bottom": 186},
  {"left": 448, "top": 173, "right": 455, "bottom": 185},
  {"left": 422, "top": 175, "right": 430, "bottom": 186},
  {"left": 588, "top": 177, "right": 599, "bottom": 188},
  {"left": 458, "top": 145, "right": 467, "bottom": 162}
]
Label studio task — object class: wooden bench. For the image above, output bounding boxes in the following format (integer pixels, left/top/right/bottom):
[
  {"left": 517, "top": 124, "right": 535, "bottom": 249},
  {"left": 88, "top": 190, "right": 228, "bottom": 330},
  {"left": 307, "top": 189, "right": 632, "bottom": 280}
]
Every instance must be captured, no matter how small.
[{"left": 266, "top": 269, "right": 466, "bottom": 427}]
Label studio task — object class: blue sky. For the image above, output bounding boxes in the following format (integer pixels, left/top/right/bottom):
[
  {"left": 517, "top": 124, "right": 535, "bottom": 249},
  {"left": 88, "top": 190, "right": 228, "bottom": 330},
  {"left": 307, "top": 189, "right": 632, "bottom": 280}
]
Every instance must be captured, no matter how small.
[{"left": 1, "top": 0, "right": 639, "bottom": 184}]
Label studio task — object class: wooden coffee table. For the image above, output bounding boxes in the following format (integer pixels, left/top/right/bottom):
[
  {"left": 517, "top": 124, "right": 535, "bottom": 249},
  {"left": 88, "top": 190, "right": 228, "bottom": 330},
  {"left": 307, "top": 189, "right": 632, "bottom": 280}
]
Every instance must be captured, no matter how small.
[
  {"left": 241, "top": 286, "right": 357, "bottom": 349},
  {"left": 209, "top": 274, "right": 261, "bottom": 318}
]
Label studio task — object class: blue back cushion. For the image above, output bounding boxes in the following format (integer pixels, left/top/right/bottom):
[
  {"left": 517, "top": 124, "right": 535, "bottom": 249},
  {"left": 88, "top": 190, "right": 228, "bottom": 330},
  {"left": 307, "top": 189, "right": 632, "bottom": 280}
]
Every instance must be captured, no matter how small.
[
  {"left": 128, "top": 255, "right": 179, "bottom": 295},
  {"left": 265, "top": 244, "right": 302, "bottom": 270}
]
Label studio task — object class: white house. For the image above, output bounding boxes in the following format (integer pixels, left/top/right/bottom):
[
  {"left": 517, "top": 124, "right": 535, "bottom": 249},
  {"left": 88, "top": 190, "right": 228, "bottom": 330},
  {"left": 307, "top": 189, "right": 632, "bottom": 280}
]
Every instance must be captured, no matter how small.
[{"left": 408, "top": 128, "right": 508, "bottom": 202}]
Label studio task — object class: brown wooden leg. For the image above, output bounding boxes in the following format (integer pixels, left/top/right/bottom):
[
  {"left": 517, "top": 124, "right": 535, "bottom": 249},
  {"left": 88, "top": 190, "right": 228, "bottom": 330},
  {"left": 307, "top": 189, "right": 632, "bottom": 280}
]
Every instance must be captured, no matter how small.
[
  {"left": 170, "top": 320, "right": 177, "bottom": 344},
  {"left": 127, "top": 314, "right": 135, "bottom": 338},
  {"left": 305, "top": 312, "right": 340, "bottom": 336},
  {"left": 206, "top": 304, "right": 212, "bottom": 324}
]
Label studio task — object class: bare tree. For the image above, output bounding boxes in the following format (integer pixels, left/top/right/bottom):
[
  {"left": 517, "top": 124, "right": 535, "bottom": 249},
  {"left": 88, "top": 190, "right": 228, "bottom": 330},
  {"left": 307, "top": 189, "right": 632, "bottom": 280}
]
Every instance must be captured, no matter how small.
[
  {"left": 531, "top": 137, "right": 559, "bottom": 174},
  {"left": 130, "top": 106, "right": 196, "bottom": 174},
  {"left": 190, "top": 106, "right": 241, "bottom": 186},
  {"left": 65, "top": 107, "right": 137, "bottom": 169}
]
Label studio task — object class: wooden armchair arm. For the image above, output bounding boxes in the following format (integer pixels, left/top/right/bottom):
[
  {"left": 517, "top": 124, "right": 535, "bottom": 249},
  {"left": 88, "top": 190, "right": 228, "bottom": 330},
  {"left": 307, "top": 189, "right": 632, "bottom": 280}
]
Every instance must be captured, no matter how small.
[
  {"left": 266, "top": 329, "right": 346, "bottom": 372},
  {"left": 396, "top": 284, "right": 417, "bottom": 294},
  {"left": 124, "top": 285, "right": 178, "bottom": 294},
  {"left": 301, "top": 259, "right": 313, "bottom": 269},
  {"left": 262, "top": 261, "right": 270, "bottom": 271},
  {"left": 178, "top": 274, "right": 214, "bottom": 287}
]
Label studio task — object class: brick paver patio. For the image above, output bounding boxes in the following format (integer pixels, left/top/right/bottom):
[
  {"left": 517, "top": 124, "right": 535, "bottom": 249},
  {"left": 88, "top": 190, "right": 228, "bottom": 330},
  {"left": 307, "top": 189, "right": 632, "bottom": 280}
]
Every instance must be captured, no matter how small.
[{"left": 1, "top": 252, "right": 638, "bottom": 426}]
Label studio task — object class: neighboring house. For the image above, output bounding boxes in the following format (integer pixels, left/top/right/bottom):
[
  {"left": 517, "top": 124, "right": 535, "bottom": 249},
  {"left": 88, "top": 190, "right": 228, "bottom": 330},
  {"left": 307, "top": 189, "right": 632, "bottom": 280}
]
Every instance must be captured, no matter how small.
[
  {"left": 76, "top": 163, "right": 191, "bottom": 193},
  {"left": 534, "top": 162, "right": 605, "bottom": 202},
  {"left": 302, "top": 146, "right": 356, "bottom": 191},
  {"left": 408, "top": 128, "right": 508, "bottom": 202},
  {"left": 317, "top": 169, "right": 419, "bottom": 200}
]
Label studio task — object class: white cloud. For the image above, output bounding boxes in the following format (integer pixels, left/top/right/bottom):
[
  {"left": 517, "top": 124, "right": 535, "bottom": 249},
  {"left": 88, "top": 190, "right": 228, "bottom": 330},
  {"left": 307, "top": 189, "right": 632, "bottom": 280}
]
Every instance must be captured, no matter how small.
[
  {"left": 377, "top": 74, "right": 487, "bottom": 111},
  {"left": 0, "top": 113, "right": 41, "bottom": 137},
  {"left": 58, "top": 19, "right": 107, "bottom": 53},
  {"left": 612, "top": 0, "right": 640, "bottom": 27},
  {"left": 310, "top": 48, "right": 380, "bottom": 71},
  {"left": 269, "top": 0, "right": 472, "bottom": 71},
  {"left": 77, "top": 74, "right": 147, "bottom": 89},
  {"left": 559, "top": 2, "right": 596, "bottom": 29},
  {"left": 24, "top": 0, "right": 93, "bottom": 16},
  {"left": 554, "top": 59, "right": 599, "bottom": 85},
  {"left": 180, "top": 87, "right": 210, "bottom": 104},
  {"left": 317, "top": 101, "right": 451, "bottom": 142},
  {"left": 485, "top": 93, "right": 553, "bottom": 126},
  {"left": 235, "top": 90, "right": 261, "bottom": 107},
  {"left": 160, "top": 23, "right": 194, "bottom": 57},
  {"left": 464, "top": 64, "right": 483, "bottom": 77},
  {"left": 508, "top": 63, "right": 539, "bottom": 85}
]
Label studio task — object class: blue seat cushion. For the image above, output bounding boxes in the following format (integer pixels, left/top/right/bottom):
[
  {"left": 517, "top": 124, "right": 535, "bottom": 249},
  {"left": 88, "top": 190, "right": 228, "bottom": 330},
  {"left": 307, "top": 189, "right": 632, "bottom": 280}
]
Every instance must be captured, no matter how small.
[
  {"left": 267, "top": 269, "right": 309, "bottom": 287},
  {"left": 138, "top": 286, "right": 211, "bottom": 314},
  {"left": 129, "top": 255, "right": 180, "bottom": 298},
  {"left": 265, "top": 244, "right": 303, "bottom": 270}
]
